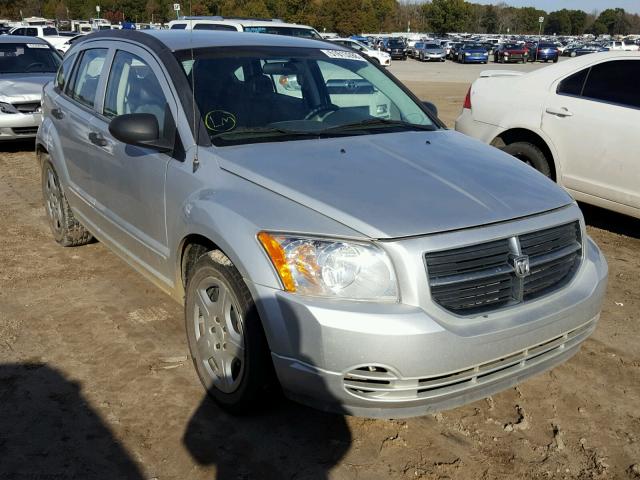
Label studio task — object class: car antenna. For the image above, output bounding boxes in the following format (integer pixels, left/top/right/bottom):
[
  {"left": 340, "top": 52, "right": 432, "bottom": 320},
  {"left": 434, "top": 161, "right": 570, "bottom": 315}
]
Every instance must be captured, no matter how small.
[{"left": 189, "top": 0, "right": 200, "bottom": 173}]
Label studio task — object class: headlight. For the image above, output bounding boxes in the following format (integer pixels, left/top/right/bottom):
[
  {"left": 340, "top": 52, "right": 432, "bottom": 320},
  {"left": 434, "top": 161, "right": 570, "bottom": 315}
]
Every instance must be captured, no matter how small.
[
  {"left": 0, "top": 102, "right": 18, "bottom": 114},
  {"left": 258, "top": 232, "right": 398, "bottom": 301},
  {"left": 464, "top": 52, "right": 470, "bottom": 56}
]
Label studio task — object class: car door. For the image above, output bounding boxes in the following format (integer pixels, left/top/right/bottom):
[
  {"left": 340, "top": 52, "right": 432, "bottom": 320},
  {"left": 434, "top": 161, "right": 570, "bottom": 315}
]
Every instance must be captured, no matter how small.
[
  {"left": 542, "top": 58, "right": 640, "bottom": 211},
  {"left": 88, "top": 45, "right": 178, "bottom": 280},
  {"left": 53, "top": 47, "right": 109, "bottom": 216}
]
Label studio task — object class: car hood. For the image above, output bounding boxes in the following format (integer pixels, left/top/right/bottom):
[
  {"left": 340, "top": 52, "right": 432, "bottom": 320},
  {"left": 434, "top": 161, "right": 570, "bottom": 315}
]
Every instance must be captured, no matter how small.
[
  {"left": 463, "top": 48, "right": 487, "bottom": 53},
  {"left": 217, "top": 130, "right": 573, "bottom": 239},
  {"left": 0, "top": 73, "right": 54, "bottom": 102},
  {"left": 425, "top": 48, "right": 445, "bottom": 53}
]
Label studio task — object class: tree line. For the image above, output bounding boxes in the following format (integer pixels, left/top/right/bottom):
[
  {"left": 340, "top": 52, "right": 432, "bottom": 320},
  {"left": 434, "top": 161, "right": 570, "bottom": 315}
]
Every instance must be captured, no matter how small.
[{"left": 1, "top": 0, "right": 638, "bottom": 36}]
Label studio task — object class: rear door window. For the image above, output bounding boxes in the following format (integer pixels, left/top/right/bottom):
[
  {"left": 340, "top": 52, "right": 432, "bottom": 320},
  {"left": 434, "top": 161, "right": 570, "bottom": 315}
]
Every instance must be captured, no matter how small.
[
  {"left": 55, "top": 52, "right": 77, "bottom": 92},
  {"left": 67, "top": 48, "right": 108, "bottom": 109},
  {"left": 582, "top": 60, "right": 640, "bottom": 108}
]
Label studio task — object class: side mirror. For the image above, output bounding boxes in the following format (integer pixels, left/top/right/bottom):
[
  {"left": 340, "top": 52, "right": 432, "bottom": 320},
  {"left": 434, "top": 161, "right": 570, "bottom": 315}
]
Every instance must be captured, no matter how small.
[
  {"left": 422, "top": 101, "right": 438, "bottom": 117},
  {"left": 109, "top": 113, "right": 173, "bottom": 152}
]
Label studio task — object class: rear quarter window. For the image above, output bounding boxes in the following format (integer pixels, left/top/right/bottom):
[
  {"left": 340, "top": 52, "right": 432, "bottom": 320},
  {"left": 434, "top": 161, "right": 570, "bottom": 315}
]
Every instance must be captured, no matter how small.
[{"left": 557, "top": 68, "right": 589, "bottom": 96}]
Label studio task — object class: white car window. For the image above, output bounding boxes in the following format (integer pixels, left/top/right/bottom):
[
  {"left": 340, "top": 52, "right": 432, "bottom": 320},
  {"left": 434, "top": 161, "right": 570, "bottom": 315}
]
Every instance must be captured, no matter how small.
[{"left": 582, "top": 60, "right": 640, "bottom": 108}]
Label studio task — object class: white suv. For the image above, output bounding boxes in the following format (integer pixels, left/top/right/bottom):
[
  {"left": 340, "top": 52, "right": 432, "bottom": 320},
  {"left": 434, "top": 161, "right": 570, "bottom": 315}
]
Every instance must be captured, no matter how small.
[
  {"left": 167, "top": 16, "right": 321, "bottom": 39},
  {"left": 328, "top": 38, "right": 391, "bottom": 67}
]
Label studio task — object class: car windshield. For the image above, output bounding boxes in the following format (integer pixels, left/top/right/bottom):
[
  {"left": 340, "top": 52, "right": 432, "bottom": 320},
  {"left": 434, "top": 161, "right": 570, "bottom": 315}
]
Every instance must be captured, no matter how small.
[
  {"left": 424, "top": 44, "right": 439, "bottom": 49},
  {"left": 504, "top": 44, "right": 519, "bottom": 49},
  {"left": 463, "top": 43, "right": 483, "bottom": 49},
  {"left": 539, "top": 44, "right": 555, "bottom": 48},
  {"left": 388, "top": 40, "right": 404, "bottom": 47},
  {"left": 42, "top": 27, "right": 58, "bottom": 35},
  {"left": 0, "top": 42, "right": 60, "bottom": 73},
  {"left": 242, "top": 26, "right": 321, "bottom": 40},
  {"left": 178, "top": 47, "right": 437, "bottom": 146}
]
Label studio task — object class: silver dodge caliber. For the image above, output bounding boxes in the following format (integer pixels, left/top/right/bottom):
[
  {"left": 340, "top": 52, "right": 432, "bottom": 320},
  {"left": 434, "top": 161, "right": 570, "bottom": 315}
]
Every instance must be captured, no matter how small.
[{"left": 37, "top": 30, "right": 607, "bottom": 418}]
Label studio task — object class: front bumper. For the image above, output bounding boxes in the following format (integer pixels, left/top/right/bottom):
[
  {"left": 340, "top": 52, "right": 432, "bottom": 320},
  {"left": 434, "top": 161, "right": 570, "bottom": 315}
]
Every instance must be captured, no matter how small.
[
  {"left": 254, "top": 207, "right": 608, "bottom": 418},
  {"left": 0, "top": 113, "right": 41, "bottom": 140},
  {"left": 425, "top": 53, "right": 445, "bottom": 61},
  {"left": 463, "top": 54, "right": 488, "bottom": 63}
]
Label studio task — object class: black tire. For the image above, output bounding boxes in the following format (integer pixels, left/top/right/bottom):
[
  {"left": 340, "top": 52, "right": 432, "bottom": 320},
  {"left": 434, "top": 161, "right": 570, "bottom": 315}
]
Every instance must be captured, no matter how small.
[
  {"left": 185, "top": 250, "right": 275, "bottom": 414},
  {"left": 41, "top": 156, "right": 93, "bottom": 247},
  {"left": 501, "top": 141, "right": 552, "bottom": 178},
  {"left": 553, "top": 57, "right": 558, "bottom": 63}
]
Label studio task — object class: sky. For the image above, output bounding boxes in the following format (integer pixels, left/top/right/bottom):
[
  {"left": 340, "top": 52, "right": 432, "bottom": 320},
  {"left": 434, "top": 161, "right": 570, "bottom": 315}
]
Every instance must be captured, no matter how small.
[{"left": 464, "top": 0, "right": 640, "bottom": 14}]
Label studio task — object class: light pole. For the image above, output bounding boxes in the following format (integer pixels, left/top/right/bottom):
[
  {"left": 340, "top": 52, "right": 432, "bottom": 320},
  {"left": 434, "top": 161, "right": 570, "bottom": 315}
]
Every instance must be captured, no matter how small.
[{"left": 536, "top": 16, "right": 544, "bottom": 62}]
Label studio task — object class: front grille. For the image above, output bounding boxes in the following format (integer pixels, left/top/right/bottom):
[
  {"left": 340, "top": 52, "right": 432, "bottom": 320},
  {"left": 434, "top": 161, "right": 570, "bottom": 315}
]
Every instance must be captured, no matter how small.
[
  {"left": 11, "top": 127, "right": 38, "bottom": 135},
  {"left": 343, "top": 319, "right": 594, "bottom": 401},
  {"left": 12, "top": 102, "right": 41, "bottom": 113},
  {"left": 425, "top": 221, "right": 582, "bottom": 315}
]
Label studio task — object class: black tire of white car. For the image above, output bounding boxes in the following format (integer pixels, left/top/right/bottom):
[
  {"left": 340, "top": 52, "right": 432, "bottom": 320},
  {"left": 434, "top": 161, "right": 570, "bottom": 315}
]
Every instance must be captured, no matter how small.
[
  {"left": 184, "top": 251, "right": 275, "bottom": 414},
  {"left": 41, "top": 156, "right": 93, "bottom": 247},
  {"left": 501, "top": 142, "right": 552, "bottom": 178}
]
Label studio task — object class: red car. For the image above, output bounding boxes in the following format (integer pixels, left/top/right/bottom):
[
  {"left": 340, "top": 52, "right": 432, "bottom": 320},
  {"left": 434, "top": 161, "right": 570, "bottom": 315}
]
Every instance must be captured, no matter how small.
[{"left": 493, "top": 43, "right": 529, "bottom": 63}]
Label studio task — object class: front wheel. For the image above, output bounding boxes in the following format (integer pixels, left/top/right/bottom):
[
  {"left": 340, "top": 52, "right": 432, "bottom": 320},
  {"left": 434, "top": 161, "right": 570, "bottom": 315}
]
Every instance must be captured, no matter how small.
[
  {"left": 553, "top": 57, "right": 558, "bottom": 63},
  {"left": 41, "top": 156, "right": 93, "bottom": 247},
  {"left": 185, "top": 251, "right": 275, "bottom": 414},
  {"left": 501, "top": 141, "right": 552, "bottom": 178}
]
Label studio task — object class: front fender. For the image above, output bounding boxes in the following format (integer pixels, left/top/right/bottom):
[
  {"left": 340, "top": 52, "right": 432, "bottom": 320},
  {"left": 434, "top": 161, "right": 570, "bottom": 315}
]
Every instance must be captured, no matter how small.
[{"left": 166, "top": 154, "right": 365, "bottom": 297}]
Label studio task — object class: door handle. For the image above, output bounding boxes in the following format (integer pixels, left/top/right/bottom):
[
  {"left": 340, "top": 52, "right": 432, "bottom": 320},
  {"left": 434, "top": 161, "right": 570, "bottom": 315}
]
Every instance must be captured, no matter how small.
[
  {"left": 545, "top": 106, "right": 573, "bottom": 117},
  {"left": 88, "top": 132, "right": 107, "bottom": 147},
  {"left": 51, "top": 107, "right": 64, "bottom": 120}
]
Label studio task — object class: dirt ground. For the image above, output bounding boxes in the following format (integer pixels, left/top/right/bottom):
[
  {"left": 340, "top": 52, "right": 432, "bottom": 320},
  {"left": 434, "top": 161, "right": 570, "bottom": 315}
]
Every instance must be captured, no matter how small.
[{"left": 1, "top": 81, "right": 639, "bottom": 480}]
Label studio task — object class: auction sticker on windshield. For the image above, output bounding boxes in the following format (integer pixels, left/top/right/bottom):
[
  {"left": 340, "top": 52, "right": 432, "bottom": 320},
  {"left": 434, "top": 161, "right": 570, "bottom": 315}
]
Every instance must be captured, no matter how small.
[
  {"left": 26, "top": 44, "right": 50, "bottom": 49},
  {"left": 321, "top": 49, "right": 366, "bottom": 62}
]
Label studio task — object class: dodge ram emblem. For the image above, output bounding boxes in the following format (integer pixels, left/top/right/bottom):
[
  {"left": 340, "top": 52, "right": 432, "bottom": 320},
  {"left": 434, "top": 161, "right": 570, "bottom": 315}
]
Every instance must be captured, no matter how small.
[{"left": 512, "top": 255, "right": 531, "bottom": 278}]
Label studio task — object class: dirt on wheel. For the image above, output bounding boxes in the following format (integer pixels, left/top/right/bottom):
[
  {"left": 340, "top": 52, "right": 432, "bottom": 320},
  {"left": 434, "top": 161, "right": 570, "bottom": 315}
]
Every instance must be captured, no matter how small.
[{"left": 1, "top": 82, "right": 639, "bottom": 479}]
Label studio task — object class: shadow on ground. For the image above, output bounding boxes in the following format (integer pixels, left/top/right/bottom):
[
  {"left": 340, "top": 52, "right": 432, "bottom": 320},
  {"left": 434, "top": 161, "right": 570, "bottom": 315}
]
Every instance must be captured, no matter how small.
[
  {"left": 0, "top": 363, "right": 144, "bottom": 479},
  {"left": 184, "top": 396, "right": 351, "bottom": 479},
  {"left": 0, "top": 139, "right": 35, "bottom": 154},
  {"left": 580, "top": 202, "right": 640, "bottom": 239}
]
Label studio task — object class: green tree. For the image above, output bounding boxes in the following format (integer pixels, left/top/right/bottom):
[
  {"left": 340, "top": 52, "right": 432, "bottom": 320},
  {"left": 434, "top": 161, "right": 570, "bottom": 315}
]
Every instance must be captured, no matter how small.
[
  {"left": 422, "top": 0, "right": 470, "bottom": 34},
  {"left": 516, "top": 7, "right": 546, "bottom": 34},
  {"left": 481, "top": 4, "right": 498, "bottom": 33},
  {"left": 593, "top": 8, "right": 630, "bottom": 35},
  {"left": 567, "top": 9, "right": 586, "bottom": 34},
  {"left": 545, "top": 9, "right": 571, "bottom": 35}
]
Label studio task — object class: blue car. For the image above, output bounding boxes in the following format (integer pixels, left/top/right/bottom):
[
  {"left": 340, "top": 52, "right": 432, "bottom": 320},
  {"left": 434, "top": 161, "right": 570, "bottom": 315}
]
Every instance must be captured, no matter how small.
[
  {"left": 528, "top": 42, "right": 559, "bottom": 63},
  {"left": 574, "top": 43, "right": 609, "bottom": 56},
  {"left": 457, "top": 43, "right": 489, "bottom": 64}
]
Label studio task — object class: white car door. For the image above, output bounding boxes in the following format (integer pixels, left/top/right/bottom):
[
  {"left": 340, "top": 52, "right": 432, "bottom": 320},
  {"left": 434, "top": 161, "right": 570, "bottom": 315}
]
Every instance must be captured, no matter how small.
[{"left": 541, "top": 58, "right": 640, "bottom": 213}]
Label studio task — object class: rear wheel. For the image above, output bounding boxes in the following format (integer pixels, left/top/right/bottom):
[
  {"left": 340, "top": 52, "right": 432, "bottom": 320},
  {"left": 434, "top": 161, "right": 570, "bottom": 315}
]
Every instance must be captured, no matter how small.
[
  {"left": 41, "top": 156, "right": 93, "bottom": 247},
  {"left": 501, "top": 141, "right": 552, "bottom": 178},
  {"left": 185, "top": 251, "right": 275, "bottom": 414}
]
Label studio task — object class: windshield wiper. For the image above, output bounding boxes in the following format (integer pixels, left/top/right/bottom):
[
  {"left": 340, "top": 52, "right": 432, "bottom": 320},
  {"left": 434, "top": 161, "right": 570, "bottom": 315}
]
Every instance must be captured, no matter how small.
[
  {"left": 319, "top": 118, "right": 436, "bottom": 134},
  {"left": 211, "top": 126, "right": 314, "bottom": 139}
]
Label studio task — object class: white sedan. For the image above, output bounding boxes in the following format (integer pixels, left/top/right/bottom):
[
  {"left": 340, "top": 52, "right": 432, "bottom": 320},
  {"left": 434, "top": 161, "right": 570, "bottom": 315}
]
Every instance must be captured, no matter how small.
[{"left": 455, "top": 52, "right": 640, "bottom": 219}]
